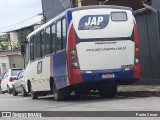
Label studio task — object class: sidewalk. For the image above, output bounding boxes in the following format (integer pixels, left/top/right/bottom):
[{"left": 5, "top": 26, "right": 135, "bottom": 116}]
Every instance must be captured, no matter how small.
[{"left": 117, "top": 85, "right": 160, "bottom": 97}]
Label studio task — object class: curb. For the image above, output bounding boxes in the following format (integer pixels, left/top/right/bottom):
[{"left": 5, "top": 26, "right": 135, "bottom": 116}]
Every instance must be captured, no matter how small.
[{"left": 117, "top": 91, "right": 160, "bottom": 97}]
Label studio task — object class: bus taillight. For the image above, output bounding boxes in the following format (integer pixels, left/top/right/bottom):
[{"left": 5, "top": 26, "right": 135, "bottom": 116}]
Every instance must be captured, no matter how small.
[
  {"left": 135, "top": 46, "right": 140, "bottom": 64},
  {"left": 134, "top": 21, "right": 140, "bottom": 65},
  {"left": 70, "top": 47, "right": 79, "bottom": 68}
]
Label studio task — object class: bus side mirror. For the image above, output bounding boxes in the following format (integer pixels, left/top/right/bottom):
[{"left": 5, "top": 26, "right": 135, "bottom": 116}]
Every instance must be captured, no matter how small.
[{"left": 21, "top": 45, "right": 25, "bottom": 55}]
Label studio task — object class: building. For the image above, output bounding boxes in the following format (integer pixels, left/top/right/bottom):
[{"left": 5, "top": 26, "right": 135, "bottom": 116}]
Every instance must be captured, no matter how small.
[
  {"left": 41, "top": 0, "right": 160, "bottom": 85},
  {"left": 0, "top": 50, "right": 24, "bottom": 74},
  {"left": 0, "top": 17, "right": 43, "bottom": 73}
]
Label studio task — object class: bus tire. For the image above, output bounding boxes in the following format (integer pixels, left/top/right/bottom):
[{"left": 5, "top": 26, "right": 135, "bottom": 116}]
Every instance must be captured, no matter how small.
[
  {"left": 21, "top": 86, "right": 27, "bottom": 97},
  {"left": 53, "top": 83, "right": 70, "bottom": 101},
  {"left": 98, "top": 83, "right": 117, "bottom": 98},
  {"left": 30, "top": 84, "right": 38, "bottom": 99},
  {"left": 13, "top": 86, "right": 18, "bottom": 96},
  {"left": 53, "top": 83, "right": 61, "bottom": 101}
]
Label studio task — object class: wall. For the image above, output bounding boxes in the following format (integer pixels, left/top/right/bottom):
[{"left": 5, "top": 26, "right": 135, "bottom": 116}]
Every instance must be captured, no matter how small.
[
  {"left": 8, "top": 55, "right": 24, "bottom": 69},
  {"left": 0, "top": 56, "right": 10, "bottom": 74},
  {"left": 135, "top": 0, "right": 160, "bottom": 84}
]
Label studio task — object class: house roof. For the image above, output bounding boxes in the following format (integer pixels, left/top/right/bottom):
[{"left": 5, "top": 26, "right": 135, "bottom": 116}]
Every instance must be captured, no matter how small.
[{"left": 0, "top": 50, "right": 21, "bottom": 57}]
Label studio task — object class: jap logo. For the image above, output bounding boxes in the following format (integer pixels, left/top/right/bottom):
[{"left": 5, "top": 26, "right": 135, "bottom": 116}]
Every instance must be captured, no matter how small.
[{"left": 78, "top": 15, "right": 109, "bottom": 30}]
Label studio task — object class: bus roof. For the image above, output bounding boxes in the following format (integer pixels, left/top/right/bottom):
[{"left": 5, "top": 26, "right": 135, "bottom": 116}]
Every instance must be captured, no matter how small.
[
  {"left": 27, "top": 5, "right": 132, "bottom": 40},
  {"left": 72, "top": 5, "right": 132, "bottom": 12}
]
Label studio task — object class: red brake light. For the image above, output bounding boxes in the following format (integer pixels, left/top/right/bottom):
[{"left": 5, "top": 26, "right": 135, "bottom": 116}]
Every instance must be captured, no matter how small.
[
  {"left": 71, "top": 57, "right": 78, "bottom": 61},
  {"left": 9, "top": 77, "right": 14, "bottom": 82},
  {"left": 70, "top": 47, "right": 79, "bottom": 68},
  {"left": 70, "top": 51, "right": 77, "bottom": 56}
]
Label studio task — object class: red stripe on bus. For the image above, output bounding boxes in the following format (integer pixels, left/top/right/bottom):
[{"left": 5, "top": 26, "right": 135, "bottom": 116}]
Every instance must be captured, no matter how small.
[{"left": 67, "top": 24, "right": 83, "bottom": 85}]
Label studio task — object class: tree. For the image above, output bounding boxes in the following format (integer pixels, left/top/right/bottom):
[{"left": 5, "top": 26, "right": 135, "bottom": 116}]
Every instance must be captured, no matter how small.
[
  {"left": 0, "top": 35, "right": 9, "bottom": 51},
  {"left": 17, "top": 27, "right": 34, "bottom": 45}
]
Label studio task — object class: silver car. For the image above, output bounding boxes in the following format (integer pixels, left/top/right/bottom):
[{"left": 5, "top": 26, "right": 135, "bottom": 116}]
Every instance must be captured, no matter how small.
[{"left": 12, "top": 70, "right": 28, "bottom": 97}]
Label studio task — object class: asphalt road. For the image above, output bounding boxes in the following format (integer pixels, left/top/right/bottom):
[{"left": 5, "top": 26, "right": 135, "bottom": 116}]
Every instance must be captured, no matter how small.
[{"left": 0, "top": 93, "right": 160, "bottom": 120}]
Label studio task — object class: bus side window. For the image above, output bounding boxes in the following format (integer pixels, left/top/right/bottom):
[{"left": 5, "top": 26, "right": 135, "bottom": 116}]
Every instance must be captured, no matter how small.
[
  {"left": 36, "top": 32, "right": 41, "bottom": 58},
  {"left": 41, "top": 30, "right": 45, "bottom": 57},
  {"left": 26, "top": 42, "right": 29, "bottom": 63},
  {"left": 51, "top": 24, "right": 56, "bottom": 53},
  {"left": 33, "top": 34, "right": 37, "bottom": 60},
  {"left": 62, "top": 18, "right": 67, "bottom": 49},
  {"left": 45, "top": 27, "right": 51, "bottom": 55},
  {"left": 30, "top": 36, "right": 34, "bottom": 61},
  {"left": 56, "top": 20, "right": 62, "bottom": 51}
]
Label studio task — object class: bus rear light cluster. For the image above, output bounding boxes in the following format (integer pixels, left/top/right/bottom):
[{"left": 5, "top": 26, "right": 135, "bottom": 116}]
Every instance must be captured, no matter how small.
[
  {"left": 135, "top": 47, "right": 140, "bottom": 64},
  {"left": 70, "top": 47, "right": 80, "bottom": 68}
]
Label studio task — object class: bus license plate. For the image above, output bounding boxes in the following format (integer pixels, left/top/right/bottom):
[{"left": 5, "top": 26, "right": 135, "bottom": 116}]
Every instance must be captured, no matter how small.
[{"left": 102, "top": 74, "right": 115, "bottom": 79}]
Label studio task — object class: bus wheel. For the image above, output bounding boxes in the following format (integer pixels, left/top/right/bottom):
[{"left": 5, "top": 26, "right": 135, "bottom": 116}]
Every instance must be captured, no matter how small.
[
  {"left": 30, "top": 85, "right": 38, "bottom": 99},
  {"left": 53, "top": 83, "right": 70, "bottom": 101},
  {"left": 53, "top": 83, "right": 61, "bottom": 101},
  {"left": 98, "top": 83, "right": 117, "bottom": 98}
]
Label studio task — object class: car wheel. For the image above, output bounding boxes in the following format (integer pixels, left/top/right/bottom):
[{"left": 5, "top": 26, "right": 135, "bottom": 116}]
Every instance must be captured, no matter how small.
[
  {"left": 13, "top": 86, "right": 18, "bottom": 96},
  {"left": 0, "top": 86, "right": 4, "bottom": 94},
  {"left": 21, "top": 86, "right": 27, "bottom": 97},
  {"left": 30, "top": 84, "right": 38, "bottom": 99},
  {"left": 7, "top": 86, "right": 12, "bottom": 94}
]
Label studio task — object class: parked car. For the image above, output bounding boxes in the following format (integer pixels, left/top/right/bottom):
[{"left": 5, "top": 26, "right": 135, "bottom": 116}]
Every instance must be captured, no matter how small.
[
  {"left": 0, "top": 68, "right": 22, "bottom": 94},
  {"left": 0, "top": 73, "right": 3, "bottom": 84},
  {"left": 0, "top": 73, "right": 4, "bottom": 93},
  {"left": 12, "top": 70, "right": 28, "bottom": 97}
]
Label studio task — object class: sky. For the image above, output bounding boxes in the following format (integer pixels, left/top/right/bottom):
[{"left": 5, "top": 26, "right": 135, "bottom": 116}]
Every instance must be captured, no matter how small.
[{"left": 0, "top": 0, "right": 42, "bottom": 34}]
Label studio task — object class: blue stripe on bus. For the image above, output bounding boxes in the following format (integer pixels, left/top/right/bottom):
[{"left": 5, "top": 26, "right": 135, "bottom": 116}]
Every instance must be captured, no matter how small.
[
  {"left": 82, "top": 69, "right": 134, "bottom": 82},
  {"left": 66, "top": 10, "right": 72, "bottom": 29},
  {"left": 52, "top": 51, "right": 67, "bottom": 89}
]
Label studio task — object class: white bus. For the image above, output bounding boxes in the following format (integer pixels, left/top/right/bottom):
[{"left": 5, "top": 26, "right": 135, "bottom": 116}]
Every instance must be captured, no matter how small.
[{"left": 24, "top": 5, "right": 140, "bottom": 101}]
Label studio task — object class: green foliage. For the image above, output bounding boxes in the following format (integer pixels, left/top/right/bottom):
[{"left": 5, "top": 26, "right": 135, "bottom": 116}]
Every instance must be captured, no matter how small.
[
  {"left": 0, "top": 35, "right": 8, "bottom": 51},
  {"left": 0, "top": 35, "right": 7, "bottom": 42},
  {"left": 17, "top": 27, "right": 34, "bottom": 45},
  {"left": 0, "top": 27, "right": 34, "bottom": 51},
  {"left": 0, "top": 43, "right": 8, "bottom": 51}
]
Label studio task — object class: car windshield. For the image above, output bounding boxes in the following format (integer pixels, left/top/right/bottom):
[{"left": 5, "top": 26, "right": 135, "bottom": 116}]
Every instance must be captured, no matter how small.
[{"left": 11, "top": 69, "right": 22, "bottom": 76}]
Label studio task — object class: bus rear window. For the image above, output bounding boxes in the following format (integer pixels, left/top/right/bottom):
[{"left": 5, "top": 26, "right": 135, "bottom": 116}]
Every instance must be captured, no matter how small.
[{"left": 111, "top": 12, "right": 127, "bottom": 21}]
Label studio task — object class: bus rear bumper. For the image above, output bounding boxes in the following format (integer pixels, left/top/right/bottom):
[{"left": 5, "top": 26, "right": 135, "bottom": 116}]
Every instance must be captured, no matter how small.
[{"left": 81, "top": 69, "right": 138, "bottom": 83}]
